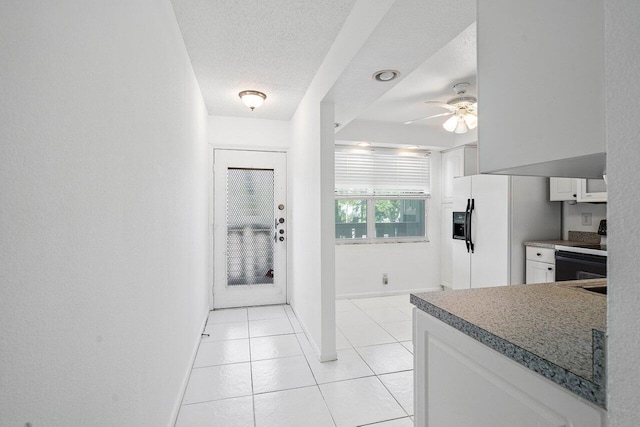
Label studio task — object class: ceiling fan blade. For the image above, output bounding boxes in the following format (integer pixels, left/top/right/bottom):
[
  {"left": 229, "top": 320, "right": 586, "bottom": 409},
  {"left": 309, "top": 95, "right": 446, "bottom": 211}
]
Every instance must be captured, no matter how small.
[
  {"left": 423, "top": 101, "right": 457, "bottom": 111},
  {"left": 404, "top": 111, "right": 453, "bottom": 125},
  {"left": 468, "top": 102, "right": 478, "bottom": 111}
]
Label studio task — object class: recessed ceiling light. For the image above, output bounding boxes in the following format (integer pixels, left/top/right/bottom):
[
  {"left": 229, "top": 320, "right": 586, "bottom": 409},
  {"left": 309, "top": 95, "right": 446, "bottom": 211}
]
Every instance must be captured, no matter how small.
[
  {"left": 372, "top": 69, "right": 400, "bottom": 82},
  {"left": 358, "top": 142, "right": 371, "bottom": 147},
  {"left": 238, "top": 90, "right": 266, "bottom": 111}
]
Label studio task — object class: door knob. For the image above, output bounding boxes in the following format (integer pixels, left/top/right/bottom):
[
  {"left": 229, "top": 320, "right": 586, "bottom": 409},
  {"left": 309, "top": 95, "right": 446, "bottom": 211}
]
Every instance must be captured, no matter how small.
[
  {"left": 279, "top": 236, "right": 285, "bottom": 242},
  {"left": 279, "top": 229, "right": 284, "bottom": 235},
  {"left": 278, "top": 218, "right": 285, "bottom": 224}
]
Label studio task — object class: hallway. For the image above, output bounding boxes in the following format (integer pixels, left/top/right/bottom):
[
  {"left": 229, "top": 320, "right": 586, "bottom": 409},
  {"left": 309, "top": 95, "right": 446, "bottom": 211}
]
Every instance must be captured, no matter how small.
[{"left": 176, "top": 295, "right": 415, "bottom": 426}]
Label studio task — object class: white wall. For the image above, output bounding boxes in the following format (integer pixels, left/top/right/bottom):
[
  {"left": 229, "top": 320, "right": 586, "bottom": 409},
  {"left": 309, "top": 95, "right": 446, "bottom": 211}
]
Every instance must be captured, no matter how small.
[
  {"left": 288, "top": 0, "right": 394, "bottom": 362},
  {"left": 336, "top": 242, "right": 441, "bottom": 298},
  {"left": 606, "top": 0, "right": 640, "bottom": 425},
  {"left": 208, "top": 115, "right": 291, "bottom": 150},
  {"left": 561, "top": 202, "right": 607, "bottom": 240},
  {"left": 336, "top": 120, "right": 456, "bottom": 148},
  {"left": 0, "top": 2, "right": 208, "bottom": 425}
]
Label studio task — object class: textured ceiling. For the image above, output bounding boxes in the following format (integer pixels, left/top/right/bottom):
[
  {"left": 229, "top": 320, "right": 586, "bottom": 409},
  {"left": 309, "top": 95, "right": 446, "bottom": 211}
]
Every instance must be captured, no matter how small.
[
  {"left": 171, "top": 0, "right": 357, "bottom": 119},
  {"left": 329, "top": 0, "right": 476, "bottom": 130},
  {"left": 353, "top": 23, "right": 477, "bottom": 131}
]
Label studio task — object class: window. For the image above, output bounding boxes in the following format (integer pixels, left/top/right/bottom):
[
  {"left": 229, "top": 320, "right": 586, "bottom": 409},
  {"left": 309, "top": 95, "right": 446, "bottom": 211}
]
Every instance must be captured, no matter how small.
[{"left": 335, "top": 147, "right": 430, "bottom": 243}]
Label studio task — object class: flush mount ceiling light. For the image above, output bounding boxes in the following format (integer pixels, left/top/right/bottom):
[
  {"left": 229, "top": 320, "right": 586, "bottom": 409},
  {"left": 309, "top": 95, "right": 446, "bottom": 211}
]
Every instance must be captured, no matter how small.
[
  {"left": 404, "top": 82, "right": 478, "bottom": 134},
  {"left": 372, "top": 69, "right": 401, "bottom": 82},
  {"left": 238, "top": 90, "right": 266, "bottom": 111}
]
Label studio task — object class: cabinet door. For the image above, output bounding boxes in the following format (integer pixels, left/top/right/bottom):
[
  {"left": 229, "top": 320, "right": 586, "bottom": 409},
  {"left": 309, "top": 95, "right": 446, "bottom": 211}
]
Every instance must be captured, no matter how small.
[
  {"left": 414, "top": 310, "right": 605, "bottom": 427},
  {"left": 441, "top": 204, "right": 454, "bottom": 288},
  {"left": 442, "top": 149, "right": 464, "bottom": 203},
  {"left": 549, "top": 178, "right": 577, "bottom": 201},
  {"left": 577, "top": 179, "right": 607, "bottom": 202},
  {"left": 526, "top": 260, "right": 555, "bottom": 284},
  {"left": 477, "top": 0, "right": 605, "bottom": 177}
]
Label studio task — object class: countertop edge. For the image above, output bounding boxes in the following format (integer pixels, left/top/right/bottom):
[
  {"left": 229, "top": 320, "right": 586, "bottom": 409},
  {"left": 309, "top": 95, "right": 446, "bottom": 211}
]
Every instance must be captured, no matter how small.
[
  {"left": 410, "top": 294, "right": 606, "bottom": 408},
  {"left": 523, "top": 241, "right": 557, "bottom": 249}
]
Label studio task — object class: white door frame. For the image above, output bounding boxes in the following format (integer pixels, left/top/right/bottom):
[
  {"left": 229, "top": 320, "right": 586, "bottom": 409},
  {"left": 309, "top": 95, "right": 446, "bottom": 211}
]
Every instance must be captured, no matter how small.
[{"left": 213, "top": 149, "right": 287, "bottom": 309}]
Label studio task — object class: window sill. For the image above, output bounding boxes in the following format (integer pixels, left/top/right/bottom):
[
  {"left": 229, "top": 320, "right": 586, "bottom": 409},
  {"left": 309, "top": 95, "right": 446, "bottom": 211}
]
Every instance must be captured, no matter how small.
[{"left": 335, "top": 238, "right": 430, "bottom": 245}]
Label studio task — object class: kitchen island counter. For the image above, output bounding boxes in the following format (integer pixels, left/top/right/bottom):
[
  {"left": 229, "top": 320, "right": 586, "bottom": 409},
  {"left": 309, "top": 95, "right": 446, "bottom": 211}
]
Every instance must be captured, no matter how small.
[{"left": 411, "top": 279, "right": 606, "bottom": 407}]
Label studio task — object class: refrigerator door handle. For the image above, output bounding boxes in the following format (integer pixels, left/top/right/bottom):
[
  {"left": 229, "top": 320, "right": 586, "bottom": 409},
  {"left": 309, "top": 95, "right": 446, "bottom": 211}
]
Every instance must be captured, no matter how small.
[
  {"left": 468, "top": 198, "right": 475, "bottom": 253},
  {"left": 464, "top": 199, "right": 471, "bottom": 253}
]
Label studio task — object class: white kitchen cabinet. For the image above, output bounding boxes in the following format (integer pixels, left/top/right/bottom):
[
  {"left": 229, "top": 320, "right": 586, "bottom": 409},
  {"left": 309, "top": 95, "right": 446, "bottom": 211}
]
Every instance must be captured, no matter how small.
[
  {"left": 526, "top": 260, "right": 555, "bottom": 284},
  {"left": 441, "top": 145, "right": 477, "bottom": 204},
  {"left": 414, "top": 309, "right": 606, "bottom": 427},
  {"left": 525, "top": 246, "right": 555, "bottom": 284},
  {"left": 440, "top": 204, "right": 454, "bottom": 289},
  {"left": 549, "top": 178, "right": 577, "bottom": 202},
  {"left": 477, "top": 0, "right": 605, "bottom": 179},
  {"left": 577, "top": 178, "right": 608, "bottom": 203}
]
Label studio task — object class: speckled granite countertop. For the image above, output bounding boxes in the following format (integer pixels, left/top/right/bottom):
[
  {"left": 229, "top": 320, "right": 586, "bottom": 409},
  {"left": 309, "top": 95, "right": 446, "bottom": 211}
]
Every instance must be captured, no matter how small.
[
  {"left": 525, "top": 231, "right": 603, "bottom": 249},
  {"left": 411, "top": 280, "right": 607, "bottom": 407},
  {"left": 523, "top": 240, "right": 589, "bottom": 249}
]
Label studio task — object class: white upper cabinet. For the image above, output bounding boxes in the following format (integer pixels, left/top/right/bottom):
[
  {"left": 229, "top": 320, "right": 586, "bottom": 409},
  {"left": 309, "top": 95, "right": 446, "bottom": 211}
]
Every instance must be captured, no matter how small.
[
  {"left": 577, "top": 178, "right": 607, "bottom": 202},
  {"left": 549, "top": 178, "right": 577, "bottom": 202},
  {"left": 441, "top": 145, "right": 477, "bottom": 203},
  {"left": 549, "top": 177, "right": 607, "bottom": 202},
  {"left": 477, "top": 0, "right": 606, "bottom": 179}
]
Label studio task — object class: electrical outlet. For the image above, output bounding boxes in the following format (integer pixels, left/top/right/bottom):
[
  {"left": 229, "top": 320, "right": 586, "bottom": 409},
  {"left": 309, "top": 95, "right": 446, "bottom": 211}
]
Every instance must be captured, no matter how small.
[
  {"left": 581, "top": 212, "right": 593, "bottom": 226},
  {"left": 382, "top": 273, "right": 388, "bottom": 285}
]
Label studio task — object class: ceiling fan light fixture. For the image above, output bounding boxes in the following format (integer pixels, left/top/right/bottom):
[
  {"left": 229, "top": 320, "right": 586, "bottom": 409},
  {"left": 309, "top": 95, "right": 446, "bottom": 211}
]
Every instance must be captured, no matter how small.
[
  {"left": 463, "top": 113, "right": 478, "bottom": 129},
  {"left": 443, "top": 115, "right": 459, "bottom": 132},
  {"left": 454, "top": 118, "right": 469, "bottom": 134},
  {"left": 238, "top": 90, "right": 266, "bottom": 111}
]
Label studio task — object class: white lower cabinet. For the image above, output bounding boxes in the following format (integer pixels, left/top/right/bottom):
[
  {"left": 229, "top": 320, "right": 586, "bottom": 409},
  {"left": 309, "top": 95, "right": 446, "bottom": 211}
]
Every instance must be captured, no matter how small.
[
  {"left": 414, "top": 309, "right": 606, "bottom": 427},
  {"left": 526, "top": 260, "right": 555, "bottom": 284},
  {"left": 525, "top": 246, "right": 556, "bottom": 284}
]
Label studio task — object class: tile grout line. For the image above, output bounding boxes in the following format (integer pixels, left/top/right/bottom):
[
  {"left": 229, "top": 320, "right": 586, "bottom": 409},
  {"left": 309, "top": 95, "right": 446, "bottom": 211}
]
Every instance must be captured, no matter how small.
[
  {"left": 246, "top": 311, "right": 257, "bottom": 427},
  {"left": 184, "top": 299, "right": 413, "bottom": 424},
  {"left": 286, "top": 306, "right": 338, "bottom": 427},
  {"left": 348, "top": 298, "right": 413, "bottom": 419}
]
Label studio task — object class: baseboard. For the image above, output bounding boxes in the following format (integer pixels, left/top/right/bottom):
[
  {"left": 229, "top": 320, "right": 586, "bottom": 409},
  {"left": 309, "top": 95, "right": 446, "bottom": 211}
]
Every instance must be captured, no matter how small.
[
  {"left": 336, "top": 287, "right": 441, "bottom": 300},
  {"left": 288, "top": 303, "right": 334, "bottom": 362},
  {"left": 169, "top": 308, "right": 209, "bottom": 425}
]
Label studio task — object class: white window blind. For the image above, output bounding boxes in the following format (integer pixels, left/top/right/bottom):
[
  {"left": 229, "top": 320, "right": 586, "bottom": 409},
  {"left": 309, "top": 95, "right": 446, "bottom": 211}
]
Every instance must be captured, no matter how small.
[{"left": 335, "top": 147, "right": 431, "bottom": 196}]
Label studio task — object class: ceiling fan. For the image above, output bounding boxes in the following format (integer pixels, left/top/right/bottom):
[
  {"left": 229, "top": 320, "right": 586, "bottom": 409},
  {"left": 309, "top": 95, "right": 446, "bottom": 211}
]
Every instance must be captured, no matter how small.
[{"left": 404, "top": 82, "right": 478, "bottom": 134}]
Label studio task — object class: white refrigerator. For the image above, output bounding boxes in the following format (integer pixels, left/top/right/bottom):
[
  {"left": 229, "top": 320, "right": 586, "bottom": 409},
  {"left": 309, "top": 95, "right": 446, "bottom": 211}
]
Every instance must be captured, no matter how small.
[{"left": 452, "top": 175, "right": 561, "bottom": 290}]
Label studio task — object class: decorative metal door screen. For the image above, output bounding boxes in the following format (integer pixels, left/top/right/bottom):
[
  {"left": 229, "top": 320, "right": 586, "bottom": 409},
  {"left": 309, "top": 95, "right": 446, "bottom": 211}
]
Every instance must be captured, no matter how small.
[{"left": 226, "top": 168, "right": 274, "bottom": 286}]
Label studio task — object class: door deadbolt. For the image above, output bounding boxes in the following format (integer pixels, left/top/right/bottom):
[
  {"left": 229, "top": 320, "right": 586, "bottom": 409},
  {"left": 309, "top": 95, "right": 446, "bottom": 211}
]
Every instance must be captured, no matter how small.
[
  {"left": 278, "top": 204, "right": 285, "bottom": 210},
  {"left": 279, "top": 236, "right": 285, "bottom": 241},
  {"left": 279, "top": 229, "right": 284, "bottom": 235},
  {"left": 278, "top": 218, "right": 285, "bottom": 224}
]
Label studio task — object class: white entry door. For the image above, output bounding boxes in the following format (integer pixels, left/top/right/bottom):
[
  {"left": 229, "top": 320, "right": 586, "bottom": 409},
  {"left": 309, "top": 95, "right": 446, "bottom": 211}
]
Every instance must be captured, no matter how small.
[{"left": 213, "top": 150, "right": 287, "bottom": 309}]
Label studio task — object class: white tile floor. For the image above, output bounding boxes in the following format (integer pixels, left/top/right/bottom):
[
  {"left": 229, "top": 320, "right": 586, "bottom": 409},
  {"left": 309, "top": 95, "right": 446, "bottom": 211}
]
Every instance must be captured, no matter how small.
[{"left": 176, "top": 294, "right": 415, "bottom": 427}]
